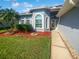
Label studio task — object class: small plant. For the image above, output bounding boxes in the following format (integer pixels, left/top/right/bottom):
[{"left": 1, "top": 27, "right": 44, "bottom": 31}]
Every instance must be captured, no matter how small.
[{"left": 16, "top": 24, "right": 33, "bottom": 32}]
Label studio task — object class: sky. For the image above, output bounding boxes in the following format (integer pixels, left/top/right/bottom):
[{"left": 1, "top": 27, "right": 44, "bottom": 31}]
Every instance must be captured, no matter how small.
[{"left": 0, "top": 0, "right": 64, "bottom": 13}]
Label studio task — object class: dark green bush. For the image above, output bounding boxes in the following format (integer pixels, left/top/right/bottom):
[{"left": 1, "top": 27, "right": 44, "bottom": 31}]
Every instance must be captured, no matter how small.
[
  {"left": 0, "top": 27, "right": 10, "bottom": 30},
  {"left": 16, "top": 24, "right": 33, "bottom": 32}
]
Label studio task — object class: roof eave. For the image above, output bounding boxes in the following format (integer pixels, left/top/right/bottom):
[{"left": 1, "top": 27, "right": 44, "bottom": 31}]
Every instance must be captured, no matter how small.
[{"left": 56, "top": 0, "right": 79, "bottom": 17}]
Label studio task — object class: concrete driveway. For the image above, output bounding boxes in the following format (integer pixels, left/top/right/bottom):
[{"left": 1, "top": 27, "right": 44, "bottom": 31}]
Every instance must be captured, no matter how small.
[{"left": 51, "top": 31, "right": 73, "bottom": 59}]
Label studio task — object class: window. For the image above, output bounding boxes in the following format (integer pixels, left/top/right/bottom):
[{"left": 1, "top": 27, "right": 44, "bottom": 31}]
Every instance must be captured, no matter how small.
[
  {"left": 35, "top": 15, "right": 42, "bottom": 28},
  {"left": 26, "top": 20, "right": 30, "bottom": 24}
]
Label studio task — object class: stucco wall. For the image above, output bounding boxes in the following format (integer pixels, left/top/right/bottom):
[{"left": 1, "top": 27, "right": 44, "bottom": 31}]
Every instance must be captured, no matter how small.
[
  {"left": 58, "top": 7, "right": 79, "bottom": 53},
  {"left": 32, "top": 10, "right": 50, "bottom": 32}
]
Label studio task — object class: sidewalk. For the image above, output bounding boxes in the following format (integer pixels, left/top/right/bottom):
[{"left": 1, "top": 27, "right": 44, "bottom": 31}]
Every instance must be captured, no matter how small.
[{"left": 51, "top": 31, "right": 73, "bottom": 59}]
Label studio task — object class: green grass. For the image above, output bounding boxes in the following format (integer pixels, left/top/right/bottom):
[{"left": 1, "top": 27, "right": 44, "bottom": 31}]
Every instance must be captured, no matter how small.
[
  {"left": 0, "top": 36, "right": 51, "bottom": 59},
  {"left": 0, "top": 29, "right": 7, "bottom": 33}
]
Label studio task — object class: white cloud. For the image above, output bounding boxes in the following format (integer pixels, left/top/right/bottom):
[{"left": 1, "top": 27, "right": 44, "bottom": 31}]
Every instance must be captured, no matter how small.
[
  {"left": 12, "top": 2, "right": 20, "bottom": 7},
  {"left": 12, "top": 2, "right": 33, "bottom": 8},
  {"left": 11, "top": 2, "right": 33, "bottom": 13},
  {"left": 23, "top": 2, "right": 33, "bottom": 8},
  {"left": 22, "top": 8, "right": 30, "bottom": 13}
]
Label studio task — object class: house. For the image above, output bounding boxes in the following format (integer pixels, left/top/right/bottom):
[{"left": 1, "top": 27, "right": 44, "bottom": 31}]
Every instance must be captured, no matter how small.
[
  {"left": 57, "top": 0, "right": 79, "bottom": 55},
  {"left": 19, "top": 6, "right": 61, "bottom": 32}
]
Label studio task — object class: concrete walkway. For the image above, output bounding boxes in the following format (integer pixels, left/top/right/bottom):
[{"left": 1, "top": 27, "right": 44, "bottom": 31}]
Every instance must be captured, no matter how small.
[{"left": 51, "top": 31, "right": 73, "bottom": 59}]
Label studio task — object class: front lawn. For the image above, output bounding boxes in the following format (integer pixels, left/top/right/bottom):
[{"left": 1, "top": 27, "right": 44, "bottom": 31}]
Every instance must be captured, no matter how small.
[{"left": 0, "top": 36, "right": 51, "bottom": 59}]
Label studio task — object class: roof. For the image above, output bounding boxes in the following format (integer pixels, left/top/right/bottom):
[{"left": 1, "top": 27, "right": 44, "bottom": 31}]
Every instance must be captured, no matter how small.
[
  {"left": 30, "top": 6, "right": 49, "bottom": 12},
  {"left": 32, "top": 6, "right": 49, "bottom": 9},
  {"left": 20, "top": 13, "right": 32, "bottom": 16},
  {"left": 19, "top": 5, "right": 62, "bottom": 15},
  {"left": 57, "top": 0, "right": 79, "bottom": 17},
  {"left": 30, "top": 6, "right": 62, "bottom": 12},
  {"left": 50, "top": 7, "right": 62, "bottom": 12}
]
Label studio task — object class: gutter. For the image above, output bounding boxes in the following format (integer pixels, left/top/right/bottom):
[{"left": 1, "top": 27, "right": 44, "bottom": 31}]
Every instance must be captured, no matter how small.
[{"left": 56, "top": 0, "right": 78, "bottom": 17}]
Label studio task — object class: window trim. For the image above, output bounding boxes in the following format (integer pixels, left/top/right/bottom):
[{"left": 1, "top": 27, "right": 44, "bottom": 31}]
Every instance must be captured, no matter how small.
[
  {"left": 46, "top": 17, "right": 48, "bottom": 29},
  {"left": 35, "top": 14, "right": 42, "bottom": 28}
]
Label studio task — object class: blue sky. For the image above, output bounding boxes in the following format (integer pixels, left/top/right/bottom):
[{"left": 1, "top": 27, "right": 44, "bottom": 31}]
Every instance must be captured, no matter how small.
[{"left": 0, "top": 0, "right": 64, "bottom": 13}]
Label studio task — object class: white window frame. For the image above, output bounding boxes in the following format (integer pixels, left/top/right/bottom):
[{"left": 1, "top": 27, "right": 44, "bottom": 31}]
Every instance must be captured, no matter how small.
[{"left": 35, "top": 14, "right": 42, "bottom": 28}]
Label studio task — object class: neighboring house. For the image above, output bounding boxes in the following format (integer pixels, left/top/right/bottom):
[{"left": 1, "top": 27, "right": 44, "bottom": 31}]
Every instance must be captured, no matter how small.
[
  {"left": 57, "top": 0, "right": 79, "bottom": 54},
  {"left": 19, "top": 6, "right": 61, "bottom": 32}
]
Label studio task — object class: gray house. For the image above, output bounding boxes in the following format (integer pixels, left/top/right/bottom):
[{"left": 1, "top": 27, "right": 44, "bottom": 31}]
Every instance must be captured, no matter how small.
[
  {"left": 57, "top": 0, "right": 79, "bottom": 55},
  {"left": 19, "top": 6, "right": 61, "bottom": 32}
]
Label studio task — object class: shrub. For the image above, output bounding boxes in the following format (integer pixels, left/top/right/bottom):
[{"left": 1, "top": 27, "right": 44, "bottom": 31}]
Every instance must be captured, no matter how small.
[
  {"left": 0, "top": 27, "right": 10, "bottom": 30},
  {"left": 16, "top": 24, "right": 33, "bottom": 32}
]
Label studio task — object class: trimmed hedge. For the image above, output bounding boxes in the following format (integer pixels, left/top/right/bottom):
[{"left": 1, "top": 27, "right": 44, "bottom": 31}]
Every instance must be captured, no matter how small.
[{"left": 16, "top": 24, "right": 33, "bottom": 32}]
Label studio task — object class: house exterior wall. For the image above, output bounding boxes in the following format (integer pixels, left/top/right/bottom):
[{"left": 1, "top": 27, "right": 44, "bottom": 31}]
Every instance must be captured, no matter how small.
[
  {"left": 19, "top": 11, "right": 50, "bottom": 32},
  {"left": 44, "top": 11, "right": 50, "bottom": 31},
  {"left": 31, "top": 10, "right": 50, "bottom": 32},
  {"left": 58, "top": 7, "right": 79, "bottom": 53},
  {"left": 19, "top": 15, "right": 32, "bottom": 24}
]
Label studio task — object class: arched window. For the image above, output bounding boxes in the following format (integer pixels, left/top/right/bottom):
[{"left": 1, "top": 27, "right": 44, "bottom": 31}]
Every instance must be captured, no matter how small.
[{"left": 35, "top": 14, "right": 42, "bottom": 28}]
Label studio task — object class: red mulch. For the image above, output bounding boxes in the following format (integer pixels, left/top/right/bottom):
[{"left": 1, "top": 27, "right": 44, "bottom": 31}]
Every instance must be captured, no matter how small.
[{"left": 0, "top": 31, "right": 51, "bottom": 38}]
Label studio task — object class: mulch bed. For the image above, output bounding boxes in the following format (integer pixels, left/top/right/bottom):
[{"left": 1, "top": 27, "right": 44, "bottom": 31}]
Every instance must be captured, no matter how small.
[{"left": 0, "top": 31, "right": 51, "bottom": 38}]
